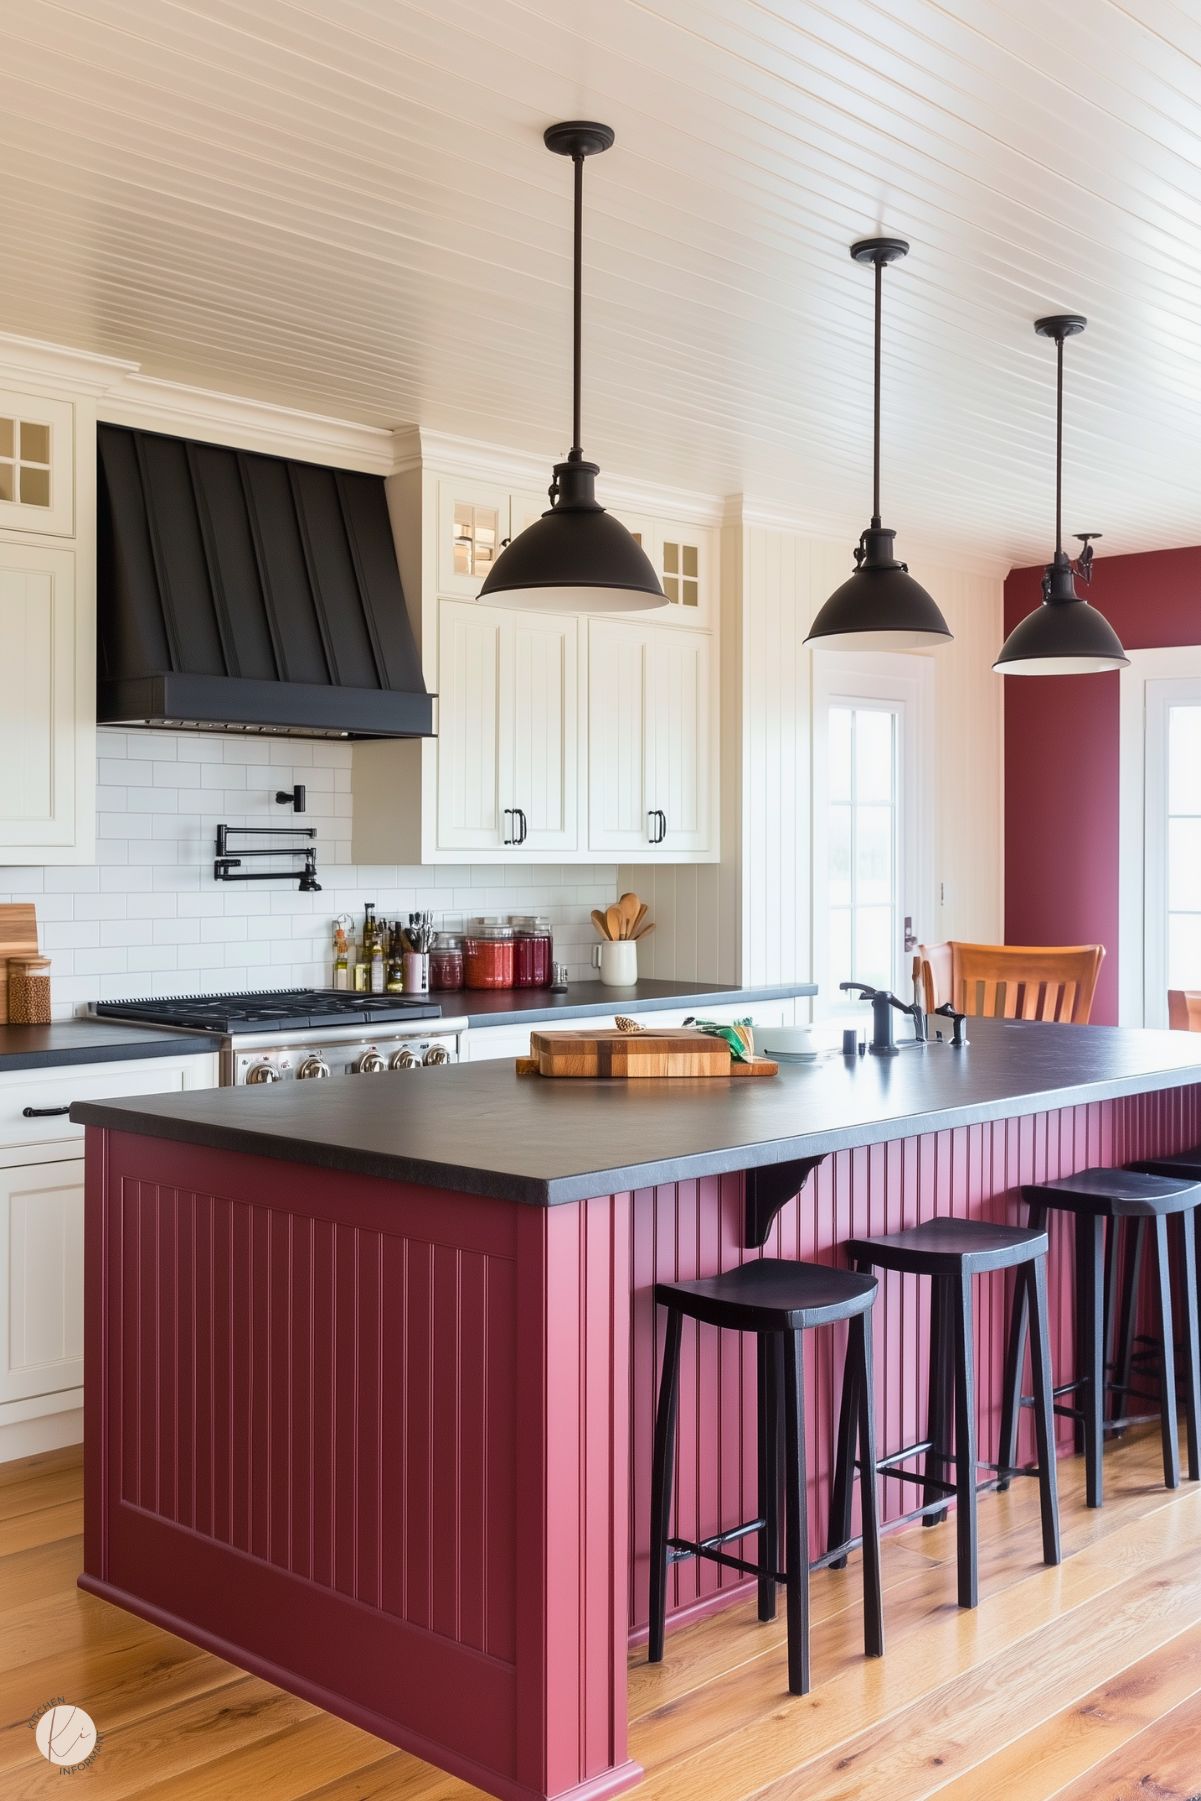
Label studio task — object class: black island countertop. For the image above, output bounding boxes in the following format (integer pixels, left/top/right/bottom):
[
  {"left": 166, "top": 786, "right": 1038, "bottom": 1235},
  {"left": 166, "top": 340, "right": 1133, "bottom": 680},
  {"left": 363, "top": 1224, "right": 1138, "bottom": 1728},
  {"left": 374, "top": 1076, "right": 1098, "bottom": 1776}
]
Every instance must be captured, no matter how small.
[
  {"left": 0, "top": 1020, "right": 216, "bottom": 1072},
  {"left": 73, "top": 1018, "right": 1201, "bottom": 1206},
  {"left": 457, "top": 977, "right": 816, "bottom": 1028}
]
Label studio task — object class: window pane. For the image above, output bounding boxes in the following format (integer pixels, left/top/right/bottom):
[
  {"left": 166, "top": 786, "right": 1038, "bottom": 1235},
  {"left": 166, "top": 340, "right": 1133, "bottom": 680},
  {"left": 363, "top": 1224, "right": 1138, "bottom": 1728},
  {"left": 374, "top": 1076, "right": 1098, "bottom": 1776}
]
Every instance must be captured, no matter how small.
[
  {"left": 829, "top": 804, "right": 852, "bottom": 905},
  {"left": 0, "top": 419, "right": 12, "bottom": 459},
  {"left": 18, "top": 465, "right": 49, "bottom": 507},
  {"left": 854, "top": 906, "right": 893, "bottom": 992},
  {"left": 829, "top": 708, "right": 852, "bottom": 803},
  {"left": 856, "top": 804, "right": 893, "bottom": 904},
  {"left": 19, "top": 420, "right": 49, "bottom": 463},
  {"left": 1169, "top": 913, "right": 1201, "bottom": 988},
  {"left": 1169, "top": 818, "right": 1201, "bottom": 910},
  {"left": 1169, "top": 708, "right": 1201, "bottom": 814},
  {"left": 855, "top": 709, "right": 894, "bottom": 804}
]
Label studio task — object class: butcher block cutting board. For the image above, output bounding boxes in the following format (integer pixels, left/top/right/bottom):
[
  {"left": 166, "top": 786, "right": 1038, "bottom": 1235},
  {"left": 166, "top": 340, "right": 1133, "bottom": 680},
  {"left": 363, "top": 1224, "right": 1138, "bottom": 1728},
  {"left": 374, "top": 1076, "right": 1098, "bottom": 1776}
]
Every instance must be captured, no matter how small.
[{"left": 518, "top": 1027, "right": 779, "bottom": 1079}]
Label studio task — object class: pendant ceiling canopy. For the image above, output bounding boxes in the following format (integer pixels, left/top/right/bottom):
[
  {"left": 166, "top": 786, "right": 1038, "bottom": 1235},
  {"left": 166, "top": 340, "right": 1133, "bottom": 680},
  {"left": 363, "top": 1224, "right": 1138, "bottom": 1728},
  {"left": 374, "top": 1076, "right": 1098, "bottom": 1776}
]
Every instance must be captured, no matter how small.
[
  {"left": 479, "top": 123, "right": 665, "bottom": 615},
  {"left": 994, "top": 316, "right": 1129, "bottom": 677},
  {"left": 805, "top": 237, "right": 953, "bottom": 654}
]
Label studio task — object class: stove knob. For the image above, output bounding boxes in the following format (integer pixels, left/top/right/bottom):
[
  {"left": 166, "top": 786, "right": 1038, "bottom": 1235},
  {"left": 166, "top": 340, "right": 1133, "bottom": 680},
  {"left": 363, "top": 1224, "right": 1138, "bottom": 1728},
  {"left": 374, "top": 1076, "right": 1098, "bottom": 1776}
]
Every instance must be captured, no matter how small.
[
  {"left": 423, "top": 1045, "right": 451, "bottom": 1066},
  {"left": 297, "top": 1055, "right": 330, "bottom": 1080},
  {"left": 389, "top": 1048, "right": 419, "bottom": 1070},
  {"left": 356, "top": 1048, "right": 387, "bottom": 1074},
  {"left": 246, "top": 1061, "right": 280, "bottom": 1084}
]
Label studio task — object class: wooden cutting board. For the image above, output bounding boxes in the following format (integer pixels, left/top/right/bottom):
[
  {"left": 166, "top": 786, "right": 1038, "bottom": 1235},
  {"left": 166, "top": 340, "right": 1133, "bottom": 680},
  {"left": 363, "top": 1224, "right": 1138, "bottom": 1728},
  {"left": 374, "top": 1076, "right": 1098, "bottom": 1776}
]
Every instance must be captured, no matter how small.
[
  {"left": 0, "top": 903, "right": 38, "bottom": 1023},
  {"left": 519, "top": 1027, "right": 778, "bottom": 1079}
]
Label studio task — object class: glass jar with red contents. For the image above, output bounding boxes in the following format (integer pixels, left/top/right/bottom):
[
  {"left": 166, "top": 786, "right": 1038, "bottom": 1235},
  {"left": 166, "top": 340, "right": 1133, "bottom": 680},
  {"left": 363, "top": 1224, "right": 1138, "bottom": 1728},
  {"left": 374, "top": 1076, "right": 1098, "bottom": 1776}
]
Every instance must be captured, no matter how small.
[
  {"left": 512, "top": 916, "right": 553, "bottom": 988},
  {"left": 463, "top": 918, "right": 515, "bottom": 990},
  {"left": 429, "top": 932, "right": 464, "bottom": 991}
]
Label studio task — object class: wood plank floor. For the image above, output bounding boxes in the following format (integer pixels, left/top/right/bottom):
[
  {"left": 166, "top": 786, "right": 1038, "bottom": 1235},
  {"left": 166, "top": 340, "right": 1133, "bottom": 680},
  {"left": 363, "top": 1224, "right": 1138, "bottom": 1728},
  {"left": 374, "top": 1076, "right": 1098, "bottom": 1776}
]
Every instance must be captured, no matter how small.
[{"left": 3, "top": 1431, "right": 1201, "bottom": 1799}]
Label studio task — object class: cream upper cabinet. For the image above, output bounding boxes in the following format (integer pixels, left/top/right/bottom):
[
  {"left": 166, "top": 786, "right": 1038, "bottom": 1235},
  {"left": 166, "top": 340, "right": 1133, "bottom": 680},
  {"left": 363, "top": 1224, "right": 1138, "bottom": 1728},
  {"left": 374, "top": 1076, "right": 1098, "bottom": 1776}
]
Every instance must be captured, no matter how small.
[
  {"left": 437, "top": 599, "right": 579, "bottom": 853},
  {"left": 652, "top": 523, "right": 715, "bottom": 624},
  {"left": 0, "top": 542, "right": 92, "bottom": 861},
  {"left": 588, "top": 620, "right": 714, "bottom": 857},
  {"left": 437, "top": 479, "right": 511, "bottom": 598},
  {"left": 0, "top": 389, "right": 74, "bottom": 537}
]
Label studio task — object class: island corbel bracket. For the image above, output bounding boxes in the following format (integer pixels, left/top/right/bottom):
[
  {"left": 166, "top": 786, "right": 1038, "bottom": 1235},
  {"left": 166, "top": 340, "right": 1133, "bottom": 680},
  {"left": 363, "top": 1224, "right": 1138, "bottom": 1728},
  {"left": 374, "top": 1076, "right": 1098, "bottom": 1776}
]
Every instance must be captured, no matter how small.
[{"left": 744, "top": 1154, "right": 828, "bottom": 1247}]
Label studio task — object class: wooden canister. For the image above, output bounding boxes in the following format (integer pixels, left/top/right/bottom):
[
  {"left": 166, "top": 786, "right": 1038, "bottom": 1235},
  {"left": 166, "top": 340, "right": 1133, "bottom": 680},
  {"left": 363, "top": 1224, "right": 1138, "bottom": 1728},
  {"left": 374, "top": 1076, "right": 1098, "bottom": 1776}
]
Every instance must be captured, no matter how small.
[{"left": 8, "top": 954, "right": 51, "bottom": 1024}]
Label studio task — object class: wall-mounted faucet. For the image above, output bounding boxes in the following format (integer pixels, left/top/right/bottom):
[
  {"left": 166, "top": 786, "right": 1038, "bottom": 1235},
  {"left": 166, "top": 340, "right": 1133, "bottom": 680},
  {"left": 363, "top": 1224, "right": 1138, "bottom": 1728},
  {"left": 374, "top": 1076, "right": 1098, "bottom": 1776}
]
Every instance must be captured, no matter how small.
[{"left": 214, "top": 823, "right": 322, "bottom": 891}]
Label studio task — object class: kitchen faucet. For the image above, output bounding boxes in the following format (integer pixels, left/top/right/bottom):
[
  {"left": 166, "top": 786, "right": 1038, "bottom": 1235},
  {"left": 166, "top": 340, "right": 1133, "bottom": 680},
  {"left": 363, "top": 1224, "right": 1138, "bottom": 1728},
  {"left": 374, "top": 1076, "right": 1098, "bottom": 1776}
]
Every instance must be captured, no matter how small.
[{"left": 839, "top": 981, "right": 925, "bottom": 1055}]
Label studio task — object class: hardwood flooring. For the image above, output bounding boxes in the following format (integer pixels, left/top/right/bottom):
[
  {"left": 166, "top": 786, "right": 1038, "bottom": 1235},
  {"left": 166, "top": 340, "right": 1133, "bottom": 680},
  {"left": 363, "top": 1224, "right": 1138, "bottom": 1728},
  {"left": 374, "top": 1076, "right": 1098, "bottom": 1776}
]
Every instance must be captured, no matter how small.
[{"left": 3, "top": 1431, "right": 1201, "bottom": 1799}]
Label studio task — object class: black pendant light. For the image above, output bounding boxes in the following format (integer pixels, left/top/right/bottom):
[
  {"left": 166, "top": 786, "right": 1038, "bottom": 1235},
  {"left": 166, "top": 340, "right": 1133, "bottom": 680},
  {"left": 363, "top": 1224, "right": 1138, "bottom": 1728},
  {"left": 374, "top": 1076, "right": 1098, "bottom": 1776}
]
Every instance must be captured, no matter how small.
[
  {"left": 994, "top": 316, "right": 1128, "bottom": 676},
  {"left": 805, "top": 238, "right": 952, "bottom": 652},
  {"left": 479, "top": 123, "right": 665, "bottom": 613}
]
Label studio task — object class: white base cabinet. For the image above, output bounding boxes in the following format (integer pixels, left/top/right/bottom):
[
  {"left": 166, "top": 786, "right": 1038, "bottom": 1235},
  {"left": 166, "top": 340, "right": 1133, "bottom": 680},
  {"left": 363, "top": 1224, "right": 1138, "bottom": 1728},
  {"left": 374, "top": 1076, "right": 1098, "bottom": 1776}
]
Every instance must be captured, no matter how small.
[{"left": 0, "top": 1049, "right": 219, "bottom": 1462}]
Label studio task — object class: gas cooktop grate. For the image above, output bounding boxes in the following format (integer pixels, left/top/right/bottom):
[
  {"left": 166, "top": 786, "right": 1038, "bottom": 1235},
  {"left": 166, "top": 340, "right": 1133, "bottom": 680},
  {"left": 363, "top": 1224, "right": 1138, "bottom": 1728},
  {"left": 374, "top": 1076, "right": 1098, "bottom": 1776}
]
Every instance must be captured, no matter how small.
[{"left": 93, "top": 989, "right": 444, "bottom": 1033}]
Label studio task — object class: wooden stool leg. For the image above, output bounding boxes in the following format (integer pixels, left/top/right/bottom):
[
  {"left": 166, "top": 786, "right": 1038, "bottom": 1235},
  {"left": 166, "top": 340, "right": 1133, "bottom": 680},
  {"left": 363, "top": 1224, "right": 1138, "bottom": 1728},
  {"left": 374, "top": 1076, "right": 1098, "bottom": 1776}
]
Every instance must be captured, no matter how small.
[
  {"left": 781, "top": 1328, "right": 811, "bottom": 1696},
  {"left": 648, "top": 1307, "right": 683, "bottom": 1663},
  {"left": 1027, "top": 1255, "right": 1062, "bottom": 1566},
  {"left": 997, "top": 1199, "right": 1047, "bottom": 1490},
  {"left": 1113, "top": 1218, "right": 1145, "bottom": 1436},
  {"left": 854, "top": 1309, "right": 884, "bottom": 1658},
  {"left": 1181, "top": 1209, "right": 1201, "bottom": 1485},
  {"left": 1153, "top": 1214, "right": 1181, "bottom": 1490},
  {"left": 924, "top": 1275, "right": 953, "bottom": 1527},
  {"left": 828, "top": 1316, "right": 862, "bottom": 1569},
  {"left": 951, "top": 1267, "right": 978, "bottom": 1609},
  {"left": 1078, "top": 1212, "right": 1105, "bottom": 1509},
  {"left": 757, "top": 1331, "right": 780, "bottom": 1621}
]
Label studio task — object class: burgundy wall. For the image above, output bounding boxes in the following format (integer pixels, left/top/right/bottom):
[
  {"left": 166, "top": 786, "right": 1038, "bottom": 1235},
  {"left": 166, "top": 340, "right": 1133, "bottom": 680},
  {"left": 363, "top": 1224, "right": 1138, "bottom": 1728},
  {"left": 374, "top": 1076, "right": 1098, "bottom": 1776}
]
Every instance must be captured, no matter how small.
[{"left": 1004, "top": 545, "right": 1201, "bottom": 1023}]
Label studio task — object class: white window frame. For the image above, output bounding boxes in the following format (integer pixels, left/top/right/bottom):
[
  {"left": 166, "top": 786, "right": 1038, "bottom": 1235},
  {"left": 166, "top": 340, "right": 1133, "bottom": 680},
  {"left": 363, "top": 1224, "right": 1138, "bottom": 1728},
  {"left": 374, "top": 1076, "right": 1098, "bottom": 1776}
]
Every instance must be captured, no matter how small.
[
  {"left": 811, "top": 651, "right": 936, "bottom": 1012},
  {"left": 1119, "top": 647, "right": 1201, "bottom": 1025}
]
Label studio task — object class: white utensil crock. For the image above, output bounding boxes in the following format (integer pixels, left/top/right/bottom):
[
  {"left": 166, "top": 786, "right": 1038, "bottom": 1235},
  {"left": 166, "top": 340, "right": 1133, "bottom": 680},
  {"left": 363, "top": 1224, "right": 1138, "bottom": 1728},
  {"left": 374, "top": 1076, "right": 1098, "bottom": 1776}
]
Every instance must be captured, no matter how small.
[{"left": 592, "top": 941, "right": 638, "bottom": 986}]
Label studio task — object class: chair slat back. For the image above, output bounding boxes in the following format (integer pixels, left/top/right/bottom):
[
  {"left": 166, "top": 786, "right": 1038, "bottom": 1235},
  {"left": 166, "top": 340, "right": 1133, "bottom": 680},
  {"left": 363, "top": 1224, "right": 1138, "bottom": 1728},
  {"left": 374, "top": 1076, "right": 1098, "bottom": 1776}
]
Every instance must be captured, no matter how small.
[
  {"left": 919, "top": 942, "right": 1104, "bottom": 1025},
  {"left": 1168, "top": 990, "right": 1201, "bottom": 1031}
]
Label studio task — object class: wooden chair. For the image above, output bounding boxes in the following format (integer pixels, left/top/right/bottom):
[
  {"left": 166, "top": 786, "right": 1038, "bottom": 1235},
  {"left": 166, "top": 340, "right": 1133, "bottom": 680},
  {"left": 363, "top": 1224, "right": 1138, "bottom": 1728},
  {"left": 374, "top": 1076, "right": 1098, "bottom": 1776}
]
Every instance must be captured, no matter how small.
[
  {"left": 918, "top": 941, "right": 1104, "bottom": 1025},
  {"left": 1168, "top": 991, "right": 1201, "bottom": 1031}
]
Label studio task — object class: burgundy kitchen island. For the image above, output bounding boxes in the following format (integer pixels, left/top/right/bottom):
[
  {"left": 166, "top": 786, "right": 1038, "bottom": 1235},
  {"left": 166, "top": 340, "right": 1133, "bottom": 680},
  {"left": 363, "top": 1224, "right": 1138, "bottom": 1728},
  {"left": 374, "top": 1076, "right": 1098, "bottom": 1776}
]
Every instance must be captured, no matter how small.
[{"left": 73, "top": 1021, "right": 1201, "bottom": 1801}]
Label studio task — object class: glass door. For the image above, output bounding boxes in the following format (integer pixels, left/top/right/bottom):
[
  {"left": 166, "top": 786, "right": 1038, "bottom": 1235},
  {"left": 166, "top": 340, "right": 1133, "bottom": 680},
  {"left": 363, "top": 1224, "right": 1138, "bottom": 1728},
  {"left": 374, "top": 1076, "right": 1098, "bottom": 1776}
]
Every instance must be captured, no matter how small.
[{"left": 812, "top": 652, "right": 934, "bottom": 1013}]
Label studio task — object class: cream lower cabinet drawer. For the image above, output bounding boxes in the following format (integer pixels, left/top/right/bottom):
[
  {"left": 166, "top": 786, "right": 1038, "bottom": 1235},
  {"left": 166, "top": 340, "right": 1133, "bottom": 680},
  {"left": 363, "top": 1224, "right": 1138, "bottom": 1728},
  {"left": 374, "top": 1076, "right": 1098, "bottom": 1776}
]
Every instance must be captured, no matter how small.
[{"left": 0, "top": 1052, "right": 218, "bottom": 1153}]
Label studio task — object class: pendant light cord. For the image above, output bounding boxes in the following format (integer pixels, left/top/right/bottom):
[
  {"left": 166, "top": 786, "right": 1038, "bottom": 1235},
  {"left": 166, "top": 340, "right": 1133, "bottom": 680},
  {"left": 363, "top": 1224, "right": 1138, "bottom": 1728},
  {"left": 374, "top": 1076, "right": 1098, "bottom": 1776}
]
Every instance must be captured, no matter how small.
[
  {"left": 872, "top": 256, "right": 882, "bottom": 529},
  {"left": 571, "top": 151, "right": 584, "bottom": 461},
  {"left": 1054, "top": 332, "right": 1064, "bottom": 558}
]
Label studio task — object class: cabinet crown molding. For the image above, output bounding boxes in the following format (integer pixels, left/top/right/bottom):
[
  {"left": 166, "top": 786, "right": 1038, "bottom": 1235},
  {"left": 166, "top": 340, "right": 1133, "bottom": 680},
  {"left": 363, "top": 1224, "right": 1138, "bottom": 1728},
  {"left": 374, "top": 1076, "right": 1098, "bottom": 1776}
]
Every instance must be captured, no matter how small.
[{"left": 0, "top": 332, "right": 138, "bottom": 399}]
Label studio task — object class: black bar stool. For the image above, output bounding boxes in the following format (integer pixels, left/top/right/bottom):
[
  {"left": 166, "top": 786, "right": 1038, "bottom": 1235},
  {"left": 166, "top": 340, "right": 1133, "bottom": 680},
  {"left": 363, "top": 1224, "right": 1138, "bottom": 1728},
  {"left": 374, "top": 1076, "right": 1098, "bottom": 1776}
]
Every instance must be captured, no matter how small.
[
  {"left": 834, "top": 1219, "right": 1060, "bottom": 1610},
  {"left": 649, "top": 1258, "right": 883, "bottom": 1697},
  {"left": 999, "top": 1168, "right": 1201, "bottom": 1507}
]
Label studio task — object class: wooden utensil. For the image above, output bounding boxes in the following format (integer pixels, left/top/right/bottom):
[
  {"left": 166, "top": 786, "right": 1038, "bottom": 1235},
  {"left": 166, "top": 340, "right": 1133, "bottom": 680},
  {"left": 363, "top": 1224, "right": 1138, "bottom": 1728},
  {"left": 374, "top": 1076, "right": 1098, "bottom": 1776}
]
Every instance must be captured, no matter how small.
[
  {"left": 591, "top": 908, "right": 612, "bottom": 941},
  {"left": 631, "top": 902, "right": 649, "bottom": 936},
  {"left": 0, "top": 904, "right": 39, "bottom": 1024},
  {"left": 632, "top": 921, "right": 655, "bottom": 941},
  {"left": 618, "top": 893, "right": 641, "bottom": 939},
  {"left": 605, "top": 902, "right": 623, "bottom": 942}
]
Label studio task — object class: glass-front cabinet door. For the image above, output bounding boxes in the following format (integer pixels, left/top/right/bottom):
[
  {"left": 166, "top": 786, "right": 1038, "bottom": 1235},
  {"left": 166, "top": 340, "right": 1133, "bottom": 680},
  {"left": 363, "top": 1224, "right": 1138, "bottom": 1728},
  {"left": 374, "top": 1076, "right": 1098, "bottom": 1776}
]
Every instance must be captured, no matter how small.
[
  {"left": 437, "top": 480, "right": 510, "bottom": 599},
  {"left": 0, "top": 389, "right": 74, "bottom": 536}
]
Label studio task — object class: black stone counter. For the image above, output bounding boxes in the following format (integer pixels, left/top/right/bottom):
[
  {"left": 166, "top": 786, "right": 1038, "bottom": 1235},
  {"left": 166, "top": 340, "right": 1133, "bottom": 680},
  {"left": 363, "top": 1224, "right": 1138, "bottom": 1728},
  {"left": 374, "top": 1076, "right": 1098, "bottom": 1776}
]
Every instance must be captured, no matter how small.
[
  {"left": 0, "top": 1021, "right": 215, "bottom": 1072},
  {"left": 73, "top": 1019, "right": 1201, "bottom": 1206},
  {"left": 458, "top": 978, "right": 816, "bottom": 1029}
]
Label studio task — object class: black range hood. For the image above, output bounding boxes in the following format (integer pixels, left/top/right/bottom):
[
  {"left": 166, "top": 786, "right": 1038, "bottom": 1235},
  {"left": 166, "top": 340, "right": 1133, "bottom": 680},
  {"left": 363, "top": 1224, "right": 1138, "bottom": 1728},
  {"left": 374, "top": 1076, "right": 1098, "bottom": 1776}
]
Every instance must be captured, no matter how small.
[{"left": 97, "top": 423, "right": 433, "bottom": 739}]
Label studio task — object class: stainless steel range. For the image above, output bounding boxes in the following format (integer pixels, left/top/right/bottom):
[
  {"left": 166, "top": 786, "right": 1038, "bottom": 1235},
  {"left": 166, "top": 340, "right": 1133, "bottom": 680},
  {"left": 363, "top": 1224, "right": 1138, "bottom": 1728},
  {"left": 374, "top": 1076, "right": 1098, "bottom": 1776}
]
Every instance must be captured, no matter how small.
[{"left": 91, "top": 990, "right": 468, "bottom": 1085}]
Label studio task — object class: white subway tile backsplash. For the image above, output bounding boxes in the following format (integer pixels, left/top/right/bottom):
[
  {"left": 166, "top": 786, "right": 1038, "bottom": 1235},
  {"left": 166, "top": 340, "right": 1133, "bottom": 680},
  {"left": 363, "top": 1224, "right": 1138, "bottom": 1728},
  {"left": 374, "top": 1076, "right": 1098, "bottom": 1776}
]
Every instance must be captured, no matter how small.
[{"left": 0, "top": 728, "right": 616, "bottom": 1016}]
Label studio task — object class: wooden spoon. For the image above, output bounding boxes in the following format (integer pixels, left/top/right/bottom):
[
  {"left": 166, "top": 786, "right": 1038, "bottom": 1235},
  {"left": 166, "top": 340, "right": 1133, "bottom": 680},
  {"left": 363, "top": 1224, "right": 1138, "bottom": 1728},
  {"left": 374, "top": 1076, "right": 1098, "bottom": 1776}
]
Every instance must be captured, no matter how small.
[
  {"left": 631, "top": 902, "right": 649, "bottom": 936},
  {"left": 605, "top": 902, "right": 623, "bottom": 942},
  {"left": 632, "top": 921, "right": 655, "bottom": 941},
  {"left": 618, "top": 892, "right": 641, "bottom": 939},
  {"left": 591, "top": 908, "right": 612, "bottom": 941}
]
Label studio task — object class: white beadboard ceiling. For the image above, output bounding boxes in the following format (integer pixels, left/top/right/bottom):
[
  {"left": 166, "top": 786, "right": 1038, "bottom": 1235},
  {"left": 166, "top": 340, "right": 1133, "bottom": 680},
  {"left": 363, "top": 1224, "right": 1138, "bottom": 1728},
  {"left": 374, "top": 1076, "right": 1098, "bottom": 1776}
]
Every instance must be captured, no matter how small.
[{"left": 3, "top": 0, "right": 1201, "bottom": 564}]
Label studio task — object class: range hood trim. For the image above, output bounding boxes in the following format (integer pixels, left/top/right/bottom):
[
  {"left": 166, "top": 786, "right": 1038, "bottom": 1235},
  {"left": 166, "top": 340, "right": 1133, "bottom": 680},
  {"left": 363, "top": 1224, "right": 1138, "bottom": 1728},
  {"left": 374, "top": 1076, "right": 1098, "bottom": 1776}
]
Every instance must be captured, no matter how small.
[{"left": 98, "top": 674, "right": 435, "bottom": 741}]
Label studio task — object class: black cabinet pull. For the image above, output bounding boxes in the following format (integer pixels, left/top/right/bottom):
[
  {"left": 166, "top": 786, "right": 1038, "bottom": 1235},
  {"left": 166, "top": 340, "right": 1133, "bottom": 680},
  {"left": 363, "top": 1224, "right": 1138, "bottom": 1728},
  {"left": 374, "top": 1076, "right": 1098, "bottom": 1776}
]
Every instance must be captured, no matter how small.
[
  {"left": 22, "top": 1104, "right": 71, "bottom": 1118},
  {"left": 516, "top": 807, "right": 528, "bottom": 845},
  {"left": 647, "top": 808, "right": 667, "bottom": 845},
  {"left": 502, "top": 808, "right": 516, "bottom": 846}
]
